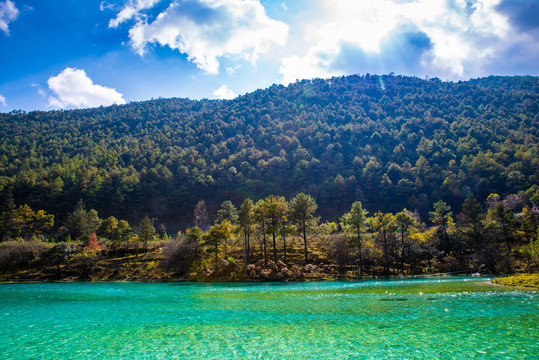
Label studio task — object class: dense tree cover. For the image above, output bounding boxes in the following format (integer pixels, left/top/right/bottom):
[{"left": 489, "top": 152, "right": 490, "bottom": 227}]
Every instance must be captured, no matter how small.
[
  {"left": 1, "top": 191, "right": 537, "bottom": 280},
  {"left": 0, "top": 74, "right": 537, "bottom": 228}
]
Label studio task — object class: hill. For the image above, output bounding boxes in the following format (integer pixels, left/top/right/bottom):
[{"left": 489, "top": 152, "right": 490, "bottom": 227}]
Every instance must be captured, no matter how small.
[{"left": 0, "top": 74, "right": 537, "bottom": 228}]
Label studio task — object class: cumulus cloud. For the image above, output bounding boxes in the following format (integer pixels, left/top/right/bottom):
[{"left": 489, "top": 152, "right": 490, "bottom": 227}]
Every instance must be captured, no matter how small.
[
  {"left": 0, "top": 0, "right": 19, "bottom": 35},
  {"left": 279, "top": 0, "right": 519, "bottom": 82},
  {"left": 120, "top": 0, "right": 288, "bottom": 74},
  {"left": 0, "top": 94, "right": 6, "bottom": 106},
  {"left": 213, "top": 85, "right": 237, "bottom": 99},
  {"left": 47, "top": 67, "right": 126, "bottom": 109}
]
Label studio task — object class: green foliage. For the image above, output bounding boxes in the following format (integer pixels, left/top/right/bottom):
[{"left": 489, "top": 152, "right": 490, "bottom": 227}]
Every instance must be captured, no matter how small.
[
  {"left": 261, "top": 195, "right": 288, "bottom": 263},
  {"left": 41, "top": 242, "right": 78, "bottom": 273},
  {"left": 289, "top": 193, "right": 318, "bottom": 263},
  {"left": 342, "top": 201, "right": 368, "bottom": 242},
  {"left": 97, "top": 216, "right": 119, "bottom": 239},
  {"left": 216, "top": 200, "right": 238, "bottom": 225},
  {"left": 138, "top": 216, "right": 156, "bottom": 246},
  {"left": 0, "top": 75, "right": 536, "bottom": 225},
  {"left": 0, "top": 74, "right": 538, "bottom": 280},
  {"left": 341, "top": 201, "right": 368, "bottom": 275},
  {"left": 429, "top": 200, "right": 452, "bottom": 228},
  {"left": 1, "top": 187, "right": 538, "bottom": 281},
  {"left": 204, "top": 221, "right": 232, "bottom": 264},
  {"left": 186, "top": 226, "right": 204, "bottom": 244},
  {"left": 64, "top": 200, "right": 101, "bottom": 242},
  {"left": 238, "top": 199, "right": 255, "bottom": 234}
]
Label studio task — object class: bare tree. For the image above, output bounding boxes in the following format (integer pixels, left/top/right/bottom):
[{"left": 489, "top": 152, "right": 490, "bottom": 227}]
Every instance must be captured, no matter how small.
[{"left": 194, "top": 200, "right": 209, "bottom": 231}]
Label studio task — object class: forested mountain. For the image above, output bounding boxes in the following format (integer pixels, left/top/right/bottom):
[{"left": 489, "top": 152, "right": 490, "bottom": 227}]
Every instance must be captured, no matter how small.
[{"left": 0, "top": 74, "right": 537, "bottom": 228}]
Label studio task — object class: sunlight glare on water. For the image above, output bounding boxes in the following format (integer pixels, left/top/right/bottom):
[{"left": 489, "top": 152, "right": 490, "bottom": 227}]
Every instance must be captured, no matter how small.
[{"left": 0, "top": 277, "right": 537, "bottom": 359}]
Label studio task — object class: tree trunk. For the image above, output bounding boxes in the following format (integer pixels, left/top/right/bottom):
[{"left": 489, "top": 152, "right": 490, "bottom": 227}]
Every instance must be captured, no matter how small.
[
  {"left": 262, "top": 220, "right": 267, "bottom": 264},
  {"left": 283, "top": 233, "right": 287, "bottom": 263},
  {"left": 303, "top": 218, "right": 308, "bottom": 264},
  {"left": 383, "top": 230, "right": 390, "bottom": 276},
  {"left": 247, "top": 231, "right": 250, "bottom": 261},
  {"left": 357, "top": 225, "right": 363, "bottom": 277},
  {"left": 272, "top": 228, "right": 277, "bottom": 263},
  {"left": 244, "top": 230, "right": 248, "bottom": 278},
  {"left": 400, "top": 229, "right": 405, "bottom": 275}
]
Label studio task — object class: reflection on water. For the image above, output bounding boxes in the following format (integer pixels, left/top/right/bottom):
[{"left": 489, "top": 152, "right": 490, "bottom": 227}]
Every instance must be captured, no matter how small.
[{"left": 0, "top": 278, "right": 537, "bottom": 359}]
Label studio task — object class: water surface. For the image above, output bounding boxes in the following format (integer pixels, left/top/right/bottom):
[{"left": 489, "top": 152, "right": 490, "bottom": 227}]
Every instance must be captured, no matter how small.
[{"left": 0, "top": 277, "right": 537, "bottom": 359}]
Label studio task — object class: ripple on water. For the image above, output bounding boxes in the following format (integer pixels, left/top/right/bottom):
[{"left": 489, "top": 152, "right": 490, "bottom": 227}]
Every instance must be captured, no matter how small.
[{"left": 0, "top": 278, "right": 536, "bottom": 359}]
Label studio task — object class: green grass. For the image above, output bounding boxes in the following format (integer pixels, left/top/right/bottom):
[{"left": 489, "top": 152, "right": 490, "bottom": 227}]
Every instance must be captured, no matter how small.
[{"left": 493, "top": 273, "right": 539, "bottom": 288}]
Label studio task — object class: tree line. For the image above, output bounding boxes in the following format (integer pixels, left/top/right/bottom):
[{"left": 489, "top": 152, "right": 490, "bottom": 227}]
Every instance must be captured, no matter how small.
[{"left": 1, "top": 187, "right": 537, "bottom": 279}]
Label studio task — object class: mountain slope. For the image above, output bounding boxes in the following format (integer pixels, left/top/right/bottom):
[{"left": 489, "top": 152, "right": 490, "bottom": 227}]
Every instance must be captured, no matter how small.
[{"left": 0, "top": 74, "right": 537, "bottom": 226}]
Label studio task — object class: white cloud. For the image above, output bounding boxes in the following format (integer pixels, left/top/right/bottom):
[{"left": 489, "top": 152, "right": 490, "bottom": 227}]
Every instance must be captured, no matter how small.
[
  {"left": 109, "top": 0, "right": 160, "bottom": 28},
  {"left": 47, "top": 67, "right": 126, "bottom": 109},
  {"left": 280, "top": 44, "right": 340, "bottom": 84},
  {"left": 0, "top": 94, "right": 6, "bottom": 106},
  {"left": 124, "top": 0, "right": 288, "bottom": 74},
  {"left": 279, "top": 0, "right": 513, "bottom": 82},
  {"left": 225, "top": 64, "right": 241, "bottom": 75},
  {"left": 213, "top": 85, "right": 237, "bottom": 99},
  {"left": 0, "top": 0, "right": 19, "bottom": 35},
  {"left": 100, "top": 1, "right": 115, "bottom": 11}
]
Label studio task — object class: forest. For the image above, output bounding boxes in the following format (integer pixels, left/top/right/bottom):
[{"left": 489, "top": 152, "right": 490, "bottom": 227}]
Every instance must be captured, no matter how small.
[{"left": 0, "top": 74, "right": 537, "bottom": 280}]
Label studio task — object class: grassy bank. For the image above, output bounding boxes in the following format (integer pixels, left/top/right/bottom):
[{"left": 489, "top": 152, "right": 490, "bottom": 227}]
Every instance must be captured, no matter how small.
[{"left": 493, "top": 274, "right": 539, "bottom": 288}]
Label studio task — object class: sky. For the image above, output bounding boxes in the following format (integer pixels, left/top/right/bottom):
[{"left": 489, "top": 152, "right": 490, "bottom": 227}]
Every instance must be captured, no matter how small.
[{"left": 0, "top": 0, "right": 538, "bottom": 112}]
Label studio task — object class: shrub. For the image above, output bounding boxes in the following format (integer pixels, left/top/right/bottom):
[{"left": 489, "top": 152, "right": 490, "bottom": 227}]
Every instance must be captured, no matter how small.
[
  {"left": 40, "top": 242, "right": 78, "bottom": 273},
  {"left": 162, "top": 236, "right": 199, "bottom": 276},
  {"left": 0, "top": 240, "right": 49, "bottom": 274}
]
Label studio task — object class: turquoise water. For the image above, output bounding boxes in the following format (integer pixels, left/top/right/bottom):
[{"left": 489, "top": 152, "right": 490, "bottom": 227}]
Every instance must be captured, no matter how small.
[{"left": 0, "top": 278, "right": 537, "bottom": 359}]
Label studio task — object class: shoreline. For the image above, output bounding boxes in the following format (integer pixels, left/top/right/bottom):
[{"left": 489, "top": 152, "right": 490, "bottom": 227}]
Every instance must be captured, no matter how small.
[
  {"left": 1, "top": 274, "right": 496, "bottom": 285},
  {"left": 486, "top": 281, "right": 539, "bottom": 290}
]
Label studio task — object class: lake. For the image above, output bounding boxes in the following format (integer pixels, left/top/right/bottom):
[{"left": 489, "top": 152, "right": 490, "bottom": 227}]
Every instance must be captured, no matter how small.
[{"left": 0, "top": 278, "right": 537, "bottom": 359}]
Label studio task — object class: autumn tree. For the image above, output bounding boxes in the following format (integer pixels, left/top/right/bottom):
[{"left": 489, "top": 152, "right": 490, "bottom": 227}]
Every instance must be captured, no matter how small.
[{"left": 9, "top": 205, "right": 54, "bottom": 238}]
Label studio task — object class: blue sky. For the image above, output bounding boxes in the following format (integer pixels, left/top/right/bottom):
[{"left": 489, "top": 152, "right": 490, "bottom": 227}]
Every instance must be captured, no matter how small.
[{"left": 0, "top": 0, "right": 538, "bottom": 111}]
